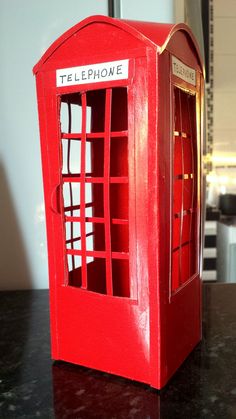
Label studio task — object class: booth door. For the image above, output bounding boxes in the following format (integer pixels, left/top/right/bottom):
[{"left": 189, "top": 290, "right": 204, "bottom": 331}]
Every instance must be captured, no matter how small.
[
  {"left": 52, "top": 81, "right": 150, "bottom": 383},
  {"left": 171, "top": 85, "right": 199, "bottom": 292},
  {"left": 160, "top": 74, "right": 202, "bottom": 384},
  {"left": 60, "top": 88, "right": 130, "bottom": 297}
]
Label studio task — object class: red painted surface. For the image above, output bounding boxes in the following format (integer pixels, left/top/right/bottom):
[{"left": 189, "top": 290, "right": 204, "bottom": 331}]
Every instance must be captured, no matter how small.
[{"left": 33, "top": 15, "right": 204, "bottom": 389}]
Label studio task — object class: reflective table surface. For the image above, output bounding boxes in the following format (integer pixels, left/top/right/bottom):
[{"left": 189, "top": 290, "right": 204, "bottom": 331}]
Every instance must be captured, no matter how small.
[{"left": 0, "top": 283, "right": 236, "bottom": 418}]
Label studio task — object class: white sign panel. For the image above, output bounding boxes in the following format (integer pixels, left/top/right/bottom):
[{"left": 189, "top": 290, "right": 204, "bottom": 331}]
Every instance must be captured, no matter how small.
[
  {"left": 56, "top": 59, "right": 129, "bottom": 87},
  {"left": 172, "top": 56, "right": 196, "bottom": 86}
]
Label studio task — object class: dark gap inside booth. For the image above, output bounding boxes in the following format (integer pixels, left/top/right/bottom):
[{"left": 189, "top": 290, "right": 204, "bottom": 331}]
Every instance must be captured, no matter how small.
[{"left": 60, "top": 87, "right": 130, "bottom": 297}]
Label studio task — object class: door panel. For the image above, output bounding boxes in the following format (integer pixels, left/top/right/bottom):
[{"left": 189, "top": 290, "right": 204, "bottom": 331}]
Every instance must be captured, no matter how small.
[
  {"left": 171, "top": 86, "right": 198, "bottom": 293},
  {"left": 47, "top": 56, "right": 150, "bottom": 383},
  {"left": 60, "top": 87, "right": 131, "bottom": 297}
]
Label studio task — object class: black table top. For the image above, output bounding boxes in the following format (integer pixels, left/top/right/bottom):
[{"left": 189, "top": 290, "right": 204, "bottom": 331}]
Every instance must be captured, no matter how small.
[{"left": 0, "top": 283, "right": 236, "bottom": 418}]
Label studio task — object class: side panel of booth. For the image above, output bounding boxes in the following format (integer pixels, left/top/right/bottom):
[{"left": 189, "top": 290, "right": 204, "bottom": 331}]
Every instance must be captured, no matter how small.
[{"left": 157, "top": 50, "right": 202, "bottom": 387}]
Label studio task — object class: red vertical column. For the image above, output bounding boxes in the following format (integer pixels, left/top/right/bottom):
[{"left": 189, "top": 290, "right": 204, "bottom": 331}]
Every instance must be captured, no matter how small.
[
  {"left": 80, "top": 93, "right": 88, "bottom": 289},
  {"left": 104, "top": 89, "right": 113, "bottom": 295}
]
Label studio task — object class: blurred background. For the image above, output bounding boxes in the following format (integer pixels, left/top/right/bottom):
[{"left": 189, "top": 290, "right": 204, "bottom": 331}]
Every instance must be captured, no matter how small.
[{"left": 0, "top": 0, "right": 234, "bottom": 289}]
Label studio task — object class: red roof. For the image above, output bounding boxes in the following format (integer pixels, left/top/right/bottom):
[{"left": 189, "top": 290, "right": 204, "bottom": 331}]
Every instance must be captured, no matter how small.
[{"left": 33, "top": 15, "right": 202, "bottom": 74}]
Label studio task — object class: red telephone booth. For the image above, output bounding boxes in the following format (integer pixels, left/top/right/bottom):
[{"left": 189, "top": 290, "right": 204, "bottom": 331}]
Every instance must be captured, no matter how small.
[{"left": 33, "top": 15, "right": 203, "bottom": 389}]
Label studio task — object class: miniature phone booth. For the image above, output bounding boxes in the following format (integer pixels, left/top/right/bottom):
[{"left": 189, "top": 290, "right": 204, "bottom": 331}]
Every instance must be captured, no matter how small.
[{"left": 33, "top": 15, "right": 203, "bottom": 389}]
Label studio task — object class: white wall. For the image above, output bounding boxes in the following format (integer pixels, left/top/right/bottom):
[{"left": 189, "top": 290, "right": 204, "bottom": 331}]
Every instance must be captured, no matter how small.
[
  {"left": 0, "top": 0, "right": 174, "bottom": 290},
  {"left": 0, "top": 0, "right": 108, "bottom": 290},
  {"left": 211, "top": 0, "right": 236, "bottom": 196},
  {"left": 121, "top": 0, "right": 174, "bottom": 22},
  {"left": 214, "top": 0, "right": 236, "bottom": 156}
]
